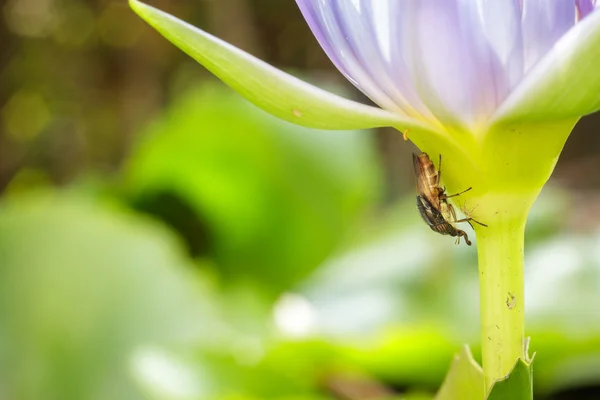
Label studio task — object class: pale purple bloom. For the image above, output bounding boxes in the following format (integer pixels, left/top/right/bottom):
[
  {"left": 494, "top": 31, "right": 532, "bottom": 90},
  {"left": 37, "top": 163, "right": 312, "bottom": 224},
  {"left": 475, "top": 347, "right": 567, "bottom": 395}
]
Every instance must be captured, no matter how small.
[{"left": 296, "top": 0, "right": 599, "bottom": 127}]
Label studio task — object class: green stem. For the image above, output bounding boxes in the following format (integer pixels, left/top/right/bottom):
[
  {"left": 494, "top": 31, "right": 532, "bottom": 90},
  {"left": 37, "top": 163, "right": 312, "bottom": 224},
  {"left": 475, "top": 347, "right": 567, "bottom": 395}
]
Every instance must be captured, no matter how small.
[{"left": 476, "top": 196, "right": 529, "bottom": 393}]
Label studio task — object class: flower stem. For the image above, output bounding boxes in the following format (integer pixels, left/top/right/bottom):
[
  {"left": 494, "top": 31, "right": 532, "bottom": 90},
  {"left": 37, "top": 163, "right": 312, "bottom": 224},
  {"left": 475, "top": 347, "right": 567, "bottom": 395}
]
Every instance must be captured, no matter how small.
[{"left": 476, "top": 197, "right": 529, "bottom": 392}]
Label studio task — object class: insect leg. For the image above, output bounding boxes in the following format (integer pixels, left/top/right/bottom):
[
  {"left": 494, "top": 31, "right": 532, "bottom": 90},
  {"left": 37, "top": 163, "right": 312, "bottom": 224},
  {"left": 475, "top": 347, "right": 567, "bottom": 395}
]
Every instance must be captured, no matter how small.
[
  {"left": 444, "top": 187, "right": 472, "bottom": 199},
  {"left": 455, "top": 217, "right": 488, "bottom": 228},
  {"left": 457, "top": 230, "right": 472, "bottom": 246},
  {"left": 470, "top": 218, "right": 488, "bottom": 227}
]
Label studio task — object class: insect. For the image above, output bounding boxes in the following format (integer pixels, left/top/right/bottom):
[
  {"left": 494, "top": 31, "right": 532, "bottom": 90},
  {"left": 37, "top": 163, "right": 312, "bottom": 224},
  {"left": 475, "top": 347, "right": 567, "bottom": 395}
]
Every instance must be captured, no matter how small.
[{"left": 413, "top": 152, "right": 487, "bottom": 246}]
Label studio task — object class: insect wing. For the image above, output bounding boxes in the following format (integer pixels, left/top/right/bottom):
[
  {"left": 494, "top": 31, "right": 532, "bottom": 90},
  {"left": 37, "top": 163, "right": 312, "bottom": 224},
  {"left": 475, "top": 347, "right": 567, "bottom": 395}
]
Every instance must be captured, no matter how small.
[
  {"left": 413, "top": 153, "right": 440, "bottom": 207},
  {"left": 416, "top": 195, "right": 444, "bottom": 227}
]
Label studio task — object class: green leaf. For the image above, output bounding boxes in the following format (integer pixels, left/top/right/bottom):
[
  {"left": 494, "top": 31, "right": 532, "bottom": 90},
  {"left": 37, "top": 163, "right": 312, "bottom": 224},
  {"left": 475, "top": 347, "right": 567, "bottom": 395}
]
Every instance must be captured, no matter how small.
[
  {"left": 492, "top": 11, "right": 600, "bottom": 124},
  {"left": 434, "top": 346, "right": 484, "bottom": 400},
  {"left": 124, "top": 85, "right": 382, "bottom": 293},
  {"left": 0, "top": 192, "right": 209, "bottom": 400},
  {"left": 128, "top": 0, "right": 434, "bottom": 134},
  {"left": 487, "top": 357, "right": 534, "bottom": 400}
]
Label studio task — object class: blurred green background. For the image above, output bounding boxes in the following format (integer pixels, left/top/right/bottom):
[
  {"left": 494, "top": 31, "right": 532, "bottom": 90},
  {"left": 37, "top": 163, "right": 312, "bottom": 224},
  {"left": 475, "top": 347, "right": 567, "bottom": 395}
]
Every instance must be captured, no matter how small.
[{"left": 2, "top": 1, "right": 600, "bottom": 399}]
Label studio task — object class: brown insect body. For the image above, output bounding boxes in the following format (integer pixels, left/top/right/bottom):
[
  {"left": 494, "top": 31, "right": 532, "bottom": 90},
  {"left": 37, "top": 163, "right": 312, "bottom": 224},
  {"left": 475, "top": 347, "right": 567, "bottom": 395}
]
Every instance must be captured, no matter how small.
[
  {"left": 415, "top": 193, "right": 470, "bottom": 245},
  {"left": 413, "top": 152, "right": 484, "bottom": 246}
]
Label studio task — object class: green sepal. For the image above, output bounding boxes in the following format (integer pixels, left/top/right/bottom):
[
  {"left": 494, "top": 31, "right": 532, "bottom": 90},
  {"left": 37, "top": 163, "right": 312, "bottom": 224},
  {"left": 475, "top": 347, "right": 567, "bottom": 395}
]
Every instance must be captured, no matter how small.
[
  {"left": 435, "top": 346, "right": 535, "bottom": 400},
  {"left": 487, "top": 356, "right": 534, "bottom": 400},
  {"left": 128, "top": 0, "right": 436, "bottom": 135},
  {"left": 434, "top": 346, "right": 484, "bottom": 400}
]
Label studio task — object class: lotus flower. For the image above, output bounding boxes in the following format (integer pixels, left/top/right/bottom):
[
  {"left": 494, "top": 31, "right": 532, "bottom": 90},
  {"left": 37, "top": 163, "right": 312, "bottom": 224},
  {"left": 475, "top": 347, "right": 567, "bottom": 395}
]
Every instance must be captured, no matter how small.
[
  {"left": 285, "top": 0, "right": 600, "bottom": 239},
  {"left": 129, "top": 0, "right": 600, "bottom": 395},
  {"left": 296, "top": 0, "right": 598, "bottom": 130}
]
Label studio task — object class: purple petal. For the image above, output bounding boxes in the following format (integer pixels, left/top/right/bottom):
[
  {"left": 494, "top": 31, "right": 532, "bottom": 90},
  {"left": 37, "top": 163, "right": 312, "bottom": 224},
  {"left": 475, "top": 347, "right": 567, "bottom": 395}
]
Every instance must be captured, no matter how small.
[
  {"left": 296, "top": 0, "right": 410, "bottom": 115},
  {"left": 407, "top": 0, "right": 482, "bottom": 124},
  {"left": 522, "top": 0, "right": 576, "bottom": 71},
  {"left": 382, "top": 1, "right": 438, "bottom": 121},
  {"left": 401, "top": 0, "right": 525, "bottom": 124},
  {"left": 327, "top": 1, "right": 430, "bottom": 118},
  {"left": 468, "top": 0, "right": 524, "bottom": 93},
  {"left": 296, "top": 0, "right": 589, "bottom": 127},
  {"left": 576, "top": 0, "right": 596, "bottom": 19}
]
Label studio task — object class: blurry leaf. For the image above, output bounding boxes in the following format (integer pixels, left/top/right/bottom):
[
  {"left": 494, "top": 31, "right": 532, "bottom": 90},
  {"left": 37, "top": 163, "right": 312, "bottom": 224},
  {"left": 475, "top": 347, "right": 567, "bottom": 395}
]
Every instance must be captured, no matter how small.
[
  {"left": 530, "top": 329, "right": 600, "bottom": 396},
  {"left": 128, "top": 0, "right": 434, "bottom": 134},
  {"left": 345, "top": 325, "right": 461, "bottom": 388},
  {"left": 132, "top": 347, "right": 211, "bottom": 400},
  {"left": 400, "top": 394, "right": 434, "bottom": 400},
  {"left": 297, "top": 206, "right": 479, "bottom": 339},
  {"left": 134, "top": 338, "right": 345, "bottom": 400},
  {"left": 0, "top": 192, "right": 210, "bottom": 400},
  {"left": 524, "top": 185, "right": 570, "bottom": 244},
  {"left": 124, "top": 84, "right": 381, "bottom": 292},
  {"left": 262, "top": 183, "right": 600, "bottom": 396},
  {"left": 434, "top": 346, "right": 483, "bottom": 400},
  {"left": 213, "top": 339, "right": 341, "bottom": 398},
  {"left": 487, "top": 358, "right": 534, "bottom": 400}
]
